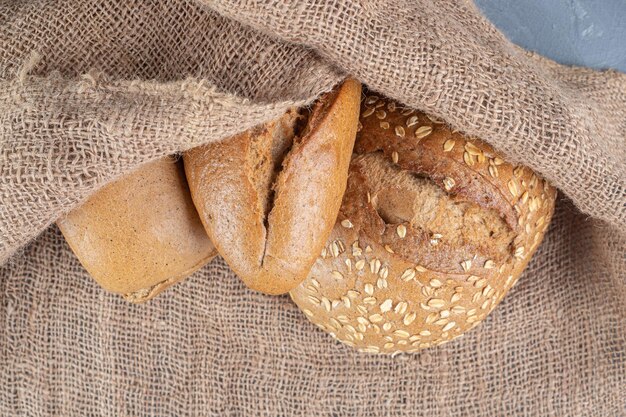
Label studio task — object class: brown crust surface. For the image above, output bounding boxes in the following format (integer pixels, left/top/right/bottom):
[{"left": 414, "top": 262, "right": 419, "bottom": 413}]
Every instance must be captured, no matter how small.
[
  {"left": 184, "top": 79, "right": 362, "bottom": 294},
  {"left": 57, "top": 157, "right": 217, "bottom": 303},
  {"left": 290, "top": 93, "right": 557, "bottom": 353}
]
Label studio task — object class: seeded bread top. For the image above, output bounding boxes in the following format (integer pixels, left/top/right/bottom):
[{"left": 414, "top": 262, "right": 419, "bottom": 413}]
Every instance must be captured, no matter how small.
[
  {"left": 290, "top": 93, "right": 557, "bottom": 354},
  {"left": 353, "top": 93, "right": 557, "bottom": 276}
]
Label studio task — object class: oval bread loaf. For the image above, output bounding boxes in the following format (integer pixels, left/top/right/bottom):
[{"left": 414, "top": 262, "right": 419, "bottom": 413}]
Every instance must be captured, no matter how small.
[
  {"left": 184, "top": 79, "right": 362, "bottom": 295},
  {"left": 290, "top": 93, "right": 557, "bottom": 353},
  {"left": 57, "top": 157, "right": 217, "bottom": 302}
]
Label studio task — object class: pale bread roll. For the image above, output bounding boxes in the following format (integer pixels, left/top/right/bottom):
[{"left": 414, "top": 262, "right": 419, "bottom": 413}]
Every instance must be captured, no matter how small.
[{"left": 58, "top": 157, "right": 217, "bottom": 302}]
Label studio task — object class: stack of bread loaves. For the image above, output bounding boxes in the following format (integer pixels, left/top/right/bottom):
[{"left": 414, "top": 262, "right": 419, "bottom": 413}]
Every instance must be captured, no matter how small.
[{"left": 57, "top": 79, "right": 556, "bottom": 353}]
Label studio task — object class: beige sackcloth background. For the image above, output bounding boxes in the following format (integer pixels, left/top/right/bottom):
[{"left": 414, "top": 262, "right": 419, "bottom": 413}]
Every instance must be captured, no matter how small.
[{"left": 1, "top": 0, "right": 624, "bottom": 415}]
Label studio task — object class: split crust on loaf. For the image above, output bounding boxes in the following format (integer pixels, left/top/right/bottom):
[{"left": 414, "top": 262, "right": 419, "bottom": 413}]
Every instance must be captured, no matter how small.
[
  {"left": 248, "top": 109, "right": 307, "bottom": 232},
  {"left": 351, "top": 152, "right": 515, "bottom": 272}
]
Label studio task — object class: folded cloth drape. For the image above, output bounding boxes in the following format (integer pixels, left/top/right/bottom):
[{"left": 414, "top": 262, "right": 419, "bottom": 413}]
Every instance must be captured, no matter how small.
[{"left": 0, "top": 1, "right": 624, "bottom": 416}]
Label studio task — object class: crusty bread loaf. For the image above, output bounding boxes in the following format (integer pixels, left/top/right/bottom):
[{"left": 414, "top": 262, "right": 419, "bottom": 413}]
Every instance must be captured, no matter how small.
[
  {"left": 184, "top": 79, "right": 361, "bottom": 295},
  {"left": 57, "top": 157, "right": 217, "bottom": 302},
  {"left": 290, "top": 93, "right": 557, "bottom": 353}
]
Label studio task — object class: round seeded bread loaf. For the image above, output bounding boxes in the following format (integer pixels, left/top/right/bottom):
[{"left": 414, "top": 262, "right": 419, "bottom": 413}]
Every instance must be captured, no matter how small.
[
  {"left": 290, "top": 92, "right": 557, "bottom": 353},
  {"left": 184, "top": 79, "right": 361, "bottom": 295},
  {"left": 57, "top": 157, "right": 217, "bottom": 302}
]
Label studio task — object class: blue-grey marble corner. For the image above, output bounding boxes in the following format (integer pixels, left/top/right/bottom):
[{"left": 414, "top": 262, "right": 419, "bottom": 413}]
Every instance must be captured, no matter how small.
[{"left": 475, "top": 0, "right": 626, "bottom": 72}]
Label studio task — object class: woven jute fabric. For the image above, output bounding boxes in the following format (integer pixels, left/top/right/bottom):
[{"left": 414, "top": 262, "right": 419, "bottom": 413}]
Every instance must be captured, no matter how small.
[{"left": 1, "top": 0, "right": 624, "bottom": 416}]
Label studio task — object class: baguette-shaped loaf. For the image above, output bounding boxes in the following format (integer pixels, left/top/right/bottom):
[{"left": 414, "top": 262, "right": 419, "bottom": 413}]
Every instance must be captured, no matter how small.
[
  {"left": 184, "top": 80, "right": 362, "bottom": 294},
  {"left": 291, "top": 93, "right": 557, "bottom": 353},
  {"left": 57, "top": 157, "right": 217, "bottom": 302}
]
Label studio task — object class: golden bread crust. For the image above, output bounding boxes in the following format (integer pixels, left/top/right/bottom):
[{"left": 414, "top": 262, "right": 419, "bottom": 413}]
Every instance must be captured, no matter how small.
[{"left": 184, "top": 79, "right": 362, "bottom": 294}]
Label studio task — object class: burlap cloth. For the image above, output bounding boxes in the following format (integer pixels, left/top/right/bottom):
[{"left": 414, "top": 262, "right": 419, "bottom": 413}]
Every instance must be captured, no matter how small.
[{"left": 1, "top": 1, "right": 624, "bottom": 415}]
